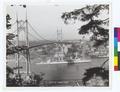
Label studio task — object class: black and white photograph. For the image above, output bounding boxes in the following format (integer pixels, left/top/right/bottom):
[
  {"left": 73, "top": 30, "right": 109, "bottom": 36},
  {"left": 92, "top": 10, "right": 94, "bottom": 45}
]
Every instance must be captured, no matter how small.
[{"left": 6, "top": 3, "right": 110, "bottom": 87}]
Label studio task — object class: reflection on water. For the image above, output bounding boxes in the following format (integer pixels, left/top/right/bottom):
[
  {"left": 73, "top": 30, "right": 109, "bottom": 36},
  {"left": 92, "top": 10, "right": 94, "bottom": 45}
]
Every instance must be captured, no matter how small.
[
  {"left": 7, "top": 55, "right": 108, "bottom": 81},
  {"left": 31, "top": 58, "right": 108, "bottom": 81}
]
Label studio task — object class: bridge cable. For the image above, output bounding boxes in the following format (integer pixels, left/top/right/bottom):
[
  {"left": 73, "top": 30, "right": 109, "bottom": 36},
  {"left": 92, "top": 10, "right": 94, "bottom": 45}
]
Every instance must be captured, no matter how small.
[
  {"left": 27, "top": 31, "right": 42, "bottom": 42},
  {"left": 11, "top": 21, "right": 17, "bottom": 28},
  {"left": 28, "top": 22, "right": 55, "bottom": 43}
]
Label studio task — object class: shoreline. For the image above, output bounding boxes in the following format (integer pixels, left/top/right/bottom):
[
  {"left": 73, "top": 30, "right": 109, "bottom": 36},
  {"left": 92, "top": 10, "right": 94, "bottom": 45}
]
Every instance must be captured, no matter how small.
[{"left": 36, "top": 59, "right": 91, "bottom": 65}]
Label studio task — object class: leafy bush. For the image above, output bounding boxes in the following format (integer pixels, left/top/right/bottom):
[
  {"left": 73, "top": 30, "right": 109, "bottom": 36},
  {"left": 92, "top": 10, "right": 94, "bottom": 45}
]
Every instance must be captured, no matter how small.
[{"left": 82, "top": 67, "right": 109, "bottom": 86}]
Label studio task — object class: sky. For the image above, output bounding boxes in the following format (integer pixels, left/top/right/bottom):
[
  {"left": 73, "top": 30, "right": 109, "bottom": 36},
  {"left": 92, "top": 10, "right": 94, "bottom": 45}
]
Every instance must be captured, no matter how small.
[{"left": 6, "top": 4, "right": 108, "bottom": 41}]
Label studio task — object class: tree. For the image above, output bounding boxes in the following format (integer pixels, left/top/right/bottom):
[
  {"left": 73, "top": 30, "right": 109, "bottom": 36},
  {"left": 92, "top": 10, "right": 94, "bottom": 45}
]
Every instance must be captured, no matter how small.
[
  {"left": 6, "top": 14, "right": 12, "bottom": 29},
  {"left": 33, "top": 72, "right": 45, "bottom": 86},
  {"left": 6, "top": 66, "right": 16, "bottom": 86},
  {"left": 82, "top": 67, "right": 109, "bottom": 86},
  {"left": 6, "top": 66, "right": 14, "bottom": 78},
  {"left": 61, "top": 4, "right": 109, "bottom": 47},
  {"left": 6, "top": 14, "right": 18, "bottom": 55}
]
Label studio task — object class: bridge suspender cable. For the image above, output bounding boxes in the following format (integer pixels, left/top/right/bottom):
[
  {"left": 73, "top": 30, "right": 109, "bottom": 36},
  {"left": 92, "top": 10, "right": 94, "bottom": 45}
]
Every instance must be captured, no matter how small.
[
  {"left": 27, "top": 31, "right": 42, "bottom": 41},
  {"left": 28, "top": 22, "right": 55, "bottom": 43}
]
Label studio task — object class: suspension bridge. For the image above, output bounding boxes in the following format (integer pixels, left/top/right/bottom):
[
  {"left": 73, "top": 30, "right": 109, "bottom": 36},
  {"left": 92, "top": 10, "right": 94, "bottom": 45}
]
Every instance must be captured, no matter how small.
[
  {"left": 6, "top": 5, "right": 109, "bottom": 87},
  {"left": 7, "top": 5, "right": 80, "bottom": 77}
]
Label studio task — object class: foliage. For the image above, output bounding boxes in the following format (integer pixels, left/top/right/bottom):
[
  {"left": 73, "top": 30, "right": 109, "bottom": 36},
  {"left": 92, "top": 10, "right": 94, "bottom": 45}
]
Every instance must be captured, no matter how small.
[
  {"left": 6, "top": 33, "right": 16, "bottom": 48},
  {"left": 61, "top": 4, "right": 109, "bottom": 47},
  {"left": 33, "top": 73, "right": 45, "bottom": 86},
  {"left": 6, "top": 14, "right": 28, "bottom": 55},
  {"left": 6, "top": 66, "right": 14, "bottom": 78},
  {"left": 82, "top": 67, "right": 109, "bottom": 86},
  {"left": 6, "top": 66, "right": 45, "bottom": 87},
  {"left": 6, "top": 14, "right": 16, "bottom": 55},
  {"left": 6, "top": 14, "right": 12, "bottom": 29},
  {"left": 6, "top": 66, "right": 18, "bottom": 87}
]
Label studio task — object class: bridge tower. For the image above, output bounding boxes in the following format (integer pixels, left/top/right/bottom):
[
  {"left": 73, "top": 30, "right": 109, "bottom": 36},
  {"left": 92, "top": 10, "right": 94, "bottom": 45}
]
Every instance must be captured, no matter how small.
[
  {"left": 56, "top": 29, "right": 64, "bottom": 61},
  {"left": 25, "top": 6, "right": 31, "bottom": 75},
  {"left": 57, "top": 29, "right": 62, "bottom": 42},
  {"left": 12, "top": 5, "right": 30, "bottom": 77}
]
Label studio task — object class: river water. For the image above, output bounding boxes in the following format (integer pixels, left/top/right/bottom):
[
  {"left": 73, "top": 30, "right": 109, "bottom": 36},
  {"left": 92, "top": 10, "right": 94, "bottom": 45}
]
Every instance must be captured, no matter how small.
[{"left": 7, "top": 56, "right": 108, "bottom": 81}]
